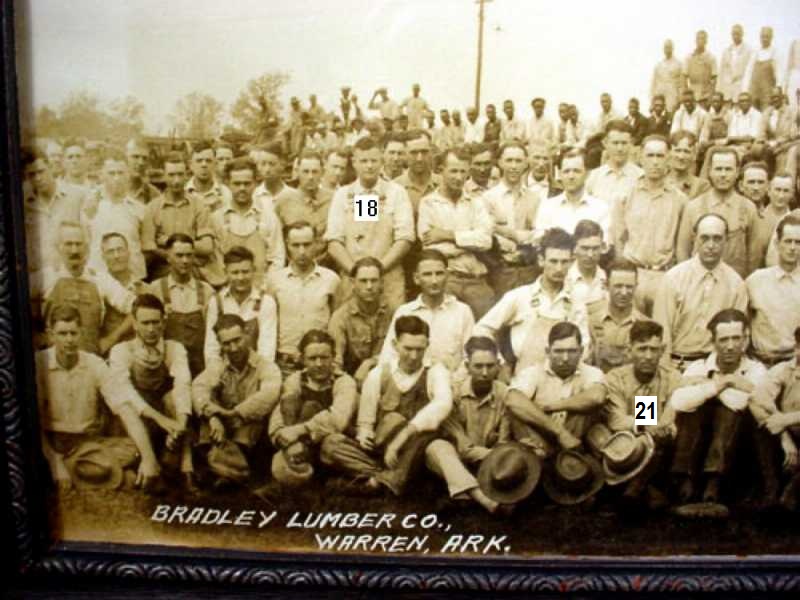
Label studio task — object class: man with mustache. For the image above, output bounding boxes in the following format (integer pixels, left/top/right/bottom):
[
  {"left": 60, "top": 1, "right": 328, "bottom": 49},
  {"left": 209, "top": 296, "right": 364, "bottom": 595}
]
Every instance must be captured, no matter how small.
[{"left": 37, "top": 221, "right": 136, "bottom": 355}]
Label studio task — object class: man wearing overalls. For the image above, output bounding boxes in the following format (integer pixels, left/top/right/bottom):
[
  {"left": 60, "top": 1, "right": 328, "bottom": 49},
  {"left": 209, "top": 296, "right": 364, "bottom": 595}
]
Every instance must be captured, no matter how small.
[
  {"left": 268, "top": 330, "right": 358, "bottom": 489},
  {"left": 204, "top": 246, "right": 278, "bottom": 365},
  {"left": 108, "top": 293, "right": 196, "bottom": 493},
  {"left": 37, "top": 221, "right": 136, "bottom": 356},
  {"left": 147, "top": 233, "right": 214, "bottom": 378},
  {"left": 743, "top": 27, "right": 782, "bottom": 111},
  {"left": 475, "top": 227, "right": 589, "bottom": 374},
  {"left": 321, "top": 315, "right": 452, "bottom": 495}
]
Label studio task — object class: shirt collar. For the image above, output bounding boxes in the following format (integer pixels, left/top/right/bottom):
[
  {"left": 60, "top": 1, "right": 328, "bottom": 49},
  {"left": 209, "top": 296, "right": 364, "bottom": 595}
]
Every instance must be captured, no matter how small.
[
  {"left": 390, "top": 356, "right": 429, "bottom": 378},
  {"left": 348, "top": 297, "right": 388, "bottom": 316},
  {"left": 223, "top": 349, "right": 260, "bottom": 373},
  {"left": 162, "top": 193, "right": 191, "bottom": 207},
  {"left": 133, "top": 336, "right": 166, "bottom": 358},
  {"left": 409, "top": 294, "right": 456, "bottom": 311},
  {"left": 567, "top": 262, "right": 606, "bottom": 285},
  {"left": 46, "top": 346, "right": 87, "bottom": 372},
  {"left": 703, "top": 352, "right": 750, "bottom": 376},
  {"left": 286, "top": 264, "right": 322, "bottom": 279},
  {"left": 691, "top": 254, "right": 724, "bottom": 279},
  {"left": 168, "top": 274, "right": 198, "bottom": 290},
  {"left": 458, "top": 377, "right": 497, "bottom": 406},
  {"left": 222, "top": 285, "right": 260, "bottom": 303},
  {"left": 530, "top": 277, "right": 571, "bottom": 305}
]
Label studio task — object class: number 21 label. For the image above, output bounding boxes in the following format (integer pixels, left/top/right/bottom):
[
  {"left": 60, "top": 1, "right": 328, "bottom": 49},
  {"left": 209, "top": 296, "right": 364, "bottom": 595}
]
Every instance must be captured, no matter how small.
[{"left": 634, "top": 395, "right": 657, "bottom": 426}]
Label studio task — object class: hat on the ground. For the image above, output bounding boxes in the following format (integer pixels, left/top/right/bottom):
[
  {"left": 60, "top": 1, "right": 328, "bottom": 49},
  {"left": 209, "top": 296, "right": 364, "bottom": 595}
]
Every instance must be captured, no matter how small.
[
  {"left": 586, "top": 423, "right": 655, "bottom": 486},
  {"left": 208, "top": 441, "right": 249, "bottom": 483},
  {"left": 601, "top": 431, "right": 655, "bottom": 485},
  {"left": 477, "top": 442, "right": 542, "bottom": 504},
  {"left": 543, "top": 449, "right": 605, "bottom": 505},
  {"left": 271, "top": 450, "right": 313, "bottom": 487},
  {"left": 65, "top": 441, "right": 124, "bottom": 490}
]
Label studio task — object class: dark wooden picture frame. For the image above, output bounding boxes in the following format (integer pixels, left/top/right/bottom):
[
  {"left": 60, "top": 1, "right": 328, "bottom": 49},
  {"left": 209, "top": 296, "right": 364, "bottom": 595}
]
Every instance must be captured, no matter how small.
[{"left": 4, "top": 1, "right": 800, "bottom": 594}]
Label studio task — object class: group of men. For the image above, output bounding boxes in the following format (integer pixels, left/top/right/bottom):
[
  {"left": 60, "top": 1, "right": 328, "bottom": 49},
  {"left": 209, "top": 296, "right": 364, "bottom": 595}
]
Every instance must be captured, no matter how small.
[{"left": 24, "top": 22, "right": 800, "bottom": 517}]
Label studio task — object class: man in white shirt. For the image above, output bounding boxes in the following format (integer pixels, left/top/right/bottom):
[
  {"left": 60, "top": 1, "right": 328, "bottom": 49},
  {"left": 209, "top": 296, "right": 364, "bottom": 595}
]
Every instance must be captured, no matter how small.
[
  {"left": 526, "top": 97, "right": 557, "bottom": 153},
  {"left": 727, "top": 92, "right": 763, "bottom": 140},
  {"left": 718, "top": 24, "right": 753, "bottom": 104},
  {"left": 379, "top": 249, "right": 474, "bottom": 372},
  {"left": 536, "top": 149, "right": 610, "bottom": 241},
  {"left": 585, "top": 121, "right": 644, "bottom": 211},
  {"left": 671, "top": 89, "right": 709, "bottom": 138},
  {"left": 669, "top": 309, "right": 766, "bottom": 507},
  {"left": 321, "top": 315, "right": 452, "bottom": 496}
]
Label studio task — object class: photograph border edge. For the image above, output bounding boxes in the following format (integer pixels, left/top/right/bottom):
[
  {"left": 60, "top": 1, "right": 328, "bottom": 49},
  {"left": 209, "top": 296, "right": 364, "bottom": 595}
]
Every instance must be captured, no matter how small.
[{"left": 2, "top": 1, "right": 800, "bottom": 593}]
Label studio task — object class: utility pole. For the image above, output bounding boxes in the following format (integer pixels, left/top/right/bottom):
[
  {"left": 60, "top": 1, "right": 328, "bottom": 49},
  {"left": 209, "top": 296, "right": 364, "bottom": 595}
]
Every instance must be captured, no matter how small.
[{"left": 474, "top": 0, "right": 492, "bottom": 110}]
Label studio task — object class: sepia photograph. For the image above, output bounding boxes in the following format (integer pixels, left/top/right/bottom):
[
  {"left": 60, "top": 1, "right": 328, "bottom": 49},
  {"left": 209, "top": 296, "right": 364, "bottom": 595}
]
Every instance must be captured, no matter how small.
[{"left": 8, "top": 0, "right": 800, "bottom": 575}]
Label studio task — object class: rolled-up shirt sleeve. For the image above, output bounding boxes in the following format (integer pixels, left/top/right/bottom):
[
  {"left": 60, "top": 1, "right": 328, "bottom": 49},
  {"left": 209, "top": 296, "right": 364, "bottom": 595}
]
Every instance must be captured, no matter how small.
[
  {"left": 357, "top": 365, "right": 381, "bottom": 436},
  {"left": 605, "top": 372, "right": 635, "bottom": 432},
  {"left": 235, "top": 361, "right": 282, "bottom": 422},
  {"left": 108, "top": 344, "right": 150, "bottom": 416},
  {"left": 191, "top": 360, "right": 224, "bottom": 416},
  {"left": 409, "top": 363, "right": 453, "bottom": 432},
  {"left": 305, "top": 373, "right": 358, "bottom": 442},
  {"left": 257, "top": 294, "right": 278, "bottom": 362},
  {"left": 454, "top": 199, "right": 494, "bottom": 251},
  {"left": 261, "top": 208, "right": 286, "bottom": 273},
  {"left": 324, "top": 190, "right": 348, "bottom": 244},
  {"left": 391, "top": 188, "right": 416, "bottom": 243},
  {"left": 97, "top": 272, "right": 135, "bottom": 314},
  {"left": 167, "top": 342, "right": 193, "bottom": 417}
]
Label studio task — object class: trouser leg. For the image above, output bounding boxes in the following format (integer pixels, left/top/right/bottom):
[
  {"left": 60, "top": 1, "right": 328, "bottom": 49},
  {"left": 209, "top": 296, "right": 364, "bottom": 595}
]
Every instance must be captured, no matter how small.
[
  {"left": 671, "top": 405, "right": 711, "bottom": 477},
  {"left": 375, "top": 432, "right": 437, "bottom": 495},
  {"left": 425, "top": 439, "right": 479, "bottom": 497},
  {"left": 703, "top": 403, "right": 742, "bottom": 475},
  {"left": 319, "top": 433, "right": 382, "bottom": 478}
]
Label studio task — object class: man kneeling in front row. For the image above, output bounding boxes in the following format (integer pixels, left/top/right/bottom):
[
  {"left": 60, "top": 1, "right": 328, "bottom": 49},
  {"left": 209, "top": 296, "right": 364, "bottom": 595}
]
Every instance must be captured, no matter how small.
[
  {"left": 37, "top": 305, "right": 151, "bottom": 491},
  {"left": 192, "top": 314, "right": 282, "bottom": 489},
  {"left": 268, "top": 329, "right": 358, "bottom": 489},
  {"left": 321, "top": 315, "right": 452, "bottom": 495}
]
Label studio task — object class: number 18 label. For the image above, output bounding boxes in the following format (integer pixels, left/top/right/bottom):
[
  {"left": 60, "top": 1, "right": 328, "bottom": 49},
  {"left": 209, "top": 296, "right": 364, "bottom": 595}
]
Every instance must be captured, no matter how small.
[
  {"left": 354, "top": 194, "right": 379, "bottom": 221},
  {"left": 634, "top": 395, "right": 657, "bottom": 426}
]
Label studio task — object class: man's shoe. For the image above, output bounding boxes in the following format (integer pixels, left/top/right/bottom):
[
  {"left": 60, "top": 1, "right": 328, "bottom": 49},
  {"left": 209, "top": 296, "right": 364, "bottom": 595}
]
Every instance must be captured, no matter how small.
[
  {"left": 677, "top": 477, "right": 695, "bottom": 504},
  {"left": 702, "top": 475, "right": 722, "bottom": 504},
  {"left": 183, "top": 472, "right": 200, "bottom": 495}
]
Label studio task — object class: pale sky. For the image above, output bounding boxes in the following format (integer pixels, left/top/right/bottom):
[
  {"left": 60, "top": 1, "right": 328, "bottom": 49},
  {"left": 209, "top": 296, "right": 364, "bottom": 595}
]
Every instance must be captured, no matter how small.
[{"left": 14, "top": 0, "right": 800, "bottom": 134}]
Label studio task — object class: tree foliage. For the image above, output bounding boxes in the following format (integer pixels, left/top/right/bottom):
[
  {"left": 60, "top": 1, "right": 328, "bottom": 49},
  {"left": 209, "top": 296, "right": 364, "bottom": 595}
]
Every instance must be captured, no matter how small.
[
  {"left": 28, "top": 90, "right": 145, "bottom": 142},
  {"left": 170, "top": 91, "right": 224, "bottom": 139},
  {"left": 231, "top": 71, "right": 290, "bottom": 139}
]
